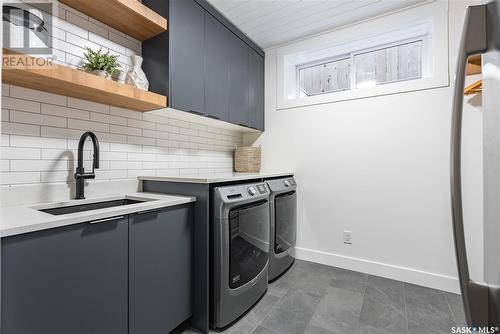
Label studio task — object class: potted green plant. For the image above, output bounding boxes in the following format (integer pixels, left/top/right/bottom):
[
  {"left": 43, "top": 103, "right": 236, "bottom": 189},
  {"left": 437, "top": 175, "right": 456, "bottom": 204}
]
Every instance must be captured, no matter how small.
[{"left": 82, "top": 47, "right": 121, "bottom": 79}]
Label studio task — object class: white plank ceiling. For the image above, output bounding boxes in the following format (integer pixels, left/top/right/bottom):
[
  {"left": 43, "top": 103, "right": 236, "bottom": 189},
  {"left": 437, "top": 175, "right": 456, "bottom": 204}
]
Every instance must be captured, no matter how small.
[{"left": 207, "top": 0, "right": 431, "bottom": 49}]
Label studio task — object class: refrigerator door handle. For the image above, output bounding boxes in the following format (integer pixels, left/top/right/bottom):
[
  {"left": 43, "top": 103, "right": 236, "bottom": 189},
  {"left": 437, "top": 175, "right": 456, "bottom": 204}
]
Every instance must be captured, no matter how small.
[{"left": 450, "top": 4, "right": 489, "bottom": 327}]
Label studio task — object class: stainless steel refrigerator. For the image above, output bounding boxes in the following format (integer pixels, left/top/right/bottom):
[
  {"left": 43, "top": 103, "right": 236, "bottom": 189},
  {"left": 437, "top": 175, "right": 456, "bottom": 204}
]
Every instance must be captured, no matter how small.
[{"left": 451, "top": 1, "right": 500, "bottom": 327}]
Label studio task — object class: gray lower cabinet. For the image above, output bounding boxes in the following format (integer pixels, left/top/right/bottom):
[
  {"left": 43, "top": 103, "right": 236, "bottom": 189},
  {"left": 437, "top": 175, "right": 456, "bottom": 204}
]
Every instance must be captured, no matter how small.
[
  {"left": 1, "top": 215, "right": 129, "bottom": 334},
  {"left": 169, "top": 0, "right": 205, "bottom": 115},
  {"left": 129, "top": 205, "right": 193, "bottom": 334},
  {"left": 1, "top": 204, "right": 194, "bottom": 334}
]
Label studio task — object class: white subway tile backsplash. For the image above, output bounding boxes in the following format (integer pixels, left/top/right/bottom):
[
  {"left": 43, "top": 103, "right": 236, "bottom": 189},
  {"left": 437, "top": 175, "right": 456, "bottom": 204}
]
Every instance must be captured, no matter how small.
[
  {"left": 90, "top": 112, "right": 126, "bottom": 126},
  {"left": 127, "top": 153, "right": 156, "bottom": 161},
  {"left": 1, "top": 172, "right": 40, "bottom": 185},
  {"left": 89, "top": 32, "right": 126, "bottom": 54},
  {"left": 10, "top": 110, "right": 67, "bottom": 128},
  {"left": 41, "top": 126, "right": 83, "bottom": 139},
  {"left": 108, "top": 31, "right": 141, "bottom": 54},
  {"left": 68, "top": 118, "right": 109, "bottom": 132},
  {"left": 2, "top": 122, "right": 41, "bottom": 136},
  {"left": 2, "top": 84, "right": 10, "bottom": 96},
  {"left": 68, "top": 97, "right": 110, "bottom": 114},
  {"left": 128, "top": 119, "right": 156, "bottom": 130},
  {"left": 10, "top": 86, "right": 66, "bottom": 106},
  {"left": 92, "top": 132, "right": 127, "bottom": 144},
  {"left": 2, "top": 97, "right": 41, "bottom": 113},
  {"left": 127, "top": 136, "right": 155, "bottom": 146},
  {"left": 157, "top": 139, "right": 179, "bottom": 148},
  {"left": 1, "top": 147, "right": 41, "bottom": 160},
  {"left": 110, "top": 106, "right": 142, "bottom": 120},
  {"left": 66, "top": 11, "right": 108, "bottom": 38},
  {"left": 2, "top": 109, "right": 9, "bottom": 122},
  {"left": 110, "top": 161, "right": 142, "bottom": 170},
  {"left": 110, "top": 143, "right": 142, "bottom": 153},
  {"left": 110, "top": 124, "right": 142, "bottom": 136},
  {"left": 1, "top": 134, "right": 10, "bottom": 146},
  {"left": 101, "top": 151, "right": 127, "bottom": 161},
  {"left": 157, "top": 123, "right": 180, "bottom": 134},
  {"left": 41, "top": 171, "right": 72, "bottom": 183},
  {"left": 1, "top": 160, "right": 9, "bottom": 172},
  {"left": 10, "top": 135, "right": 67, "bottom": 149},
  {"left": 142, "top": 113, "right": 170, "bottom": 125},
  {"left": 169, "top": 118, "right": 190, "bottom": 128},
  {"left": 142, "top": 129, "right": 169, "bottom": 140},
  {"left": 42, "top": 104, "right": 90, "bottom": 120}
]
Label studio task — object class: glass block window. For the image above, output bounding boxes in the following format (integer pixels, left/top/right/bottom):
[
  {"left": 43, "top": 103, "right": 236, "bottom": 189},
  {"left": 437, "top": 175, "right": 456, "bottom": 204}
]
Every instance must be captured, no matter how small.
[
  {"left": 354, "top": 40, "right": 422, "bottom": 88},
  {"left": 298, "top": 58, "right": 350, "bottom": 96}
]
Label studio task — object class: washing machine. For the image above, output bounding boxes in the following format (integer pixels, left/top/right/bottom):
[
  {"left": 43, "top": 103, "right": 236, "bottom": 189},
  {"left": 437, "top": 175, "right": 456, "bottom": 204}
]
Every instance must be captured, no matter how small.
[
  {"left": 266, "top": 177, "right": 297, "bottom": 281},
  {"left": 211, "top": 182, "right": 270, "bottom": 329}
]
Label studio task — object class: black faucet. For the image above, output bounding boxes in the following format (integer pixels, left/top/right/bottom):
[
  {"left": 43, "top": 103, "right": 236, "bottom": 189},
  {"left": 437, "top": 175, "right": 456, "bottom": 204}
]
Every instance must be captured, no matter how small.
[{"left": 74, "top": 132, "right": 100, "bottom": 199}]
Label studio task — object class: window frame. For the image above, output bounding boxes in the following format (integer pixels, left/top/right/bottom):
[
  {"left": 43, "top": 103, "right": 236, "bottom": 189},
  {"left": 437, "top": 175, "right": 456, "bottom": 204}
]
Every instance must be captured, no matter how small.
[
  {"left": 295, "top": 36, "right": 428, "bottom": 98},
  {"left": 275, "top": 0, "right": 449, "bottom": 110}
]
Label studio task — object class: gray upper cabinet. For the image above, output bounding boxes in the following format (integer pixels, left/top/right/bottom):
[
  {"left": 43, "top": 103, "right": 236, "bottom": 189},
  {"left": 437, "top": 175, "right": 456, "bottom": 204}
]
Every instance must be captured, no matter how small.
[
  {"left": 249, "top": 47, "right": 265, "bottom": 131},
  {"left": 229, "top": 33, "right": 250, "bottom": 127},
  {"left": 169, "top": 0, "right": 205, "bottom": 115},
  {"left": 1, "top": 216, "right": 129, "bottom": 334},
  {"left": 204, "top": 12, "right": 230, "bottom": 121},
  {"left": 143, "top": 0, "right": 265, "bottom": 131},
  {"left": 129, "top": 205, "right": 194, "bottom": 334}
]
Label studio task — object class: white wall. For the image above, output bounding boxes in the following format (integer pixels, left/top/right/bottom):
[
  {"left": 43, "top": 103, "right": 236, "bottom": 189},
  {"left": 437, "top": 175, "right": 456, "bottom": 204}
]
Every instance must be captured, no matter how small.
[
  {"left": 246, "top": 0, "right": 483, "bottom": 293},
  {"left": 0, "top": 1, "right": 242, "bottom": 206}
]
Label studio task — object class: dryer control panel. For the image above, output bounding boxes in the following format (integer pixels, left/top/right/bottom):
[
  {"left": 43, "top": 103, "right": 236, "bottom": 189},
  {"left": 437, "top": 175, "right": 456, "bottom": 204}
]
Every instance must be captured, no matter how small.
[{"left": 267, "top": 177, "right": 297, "bottom": 193}]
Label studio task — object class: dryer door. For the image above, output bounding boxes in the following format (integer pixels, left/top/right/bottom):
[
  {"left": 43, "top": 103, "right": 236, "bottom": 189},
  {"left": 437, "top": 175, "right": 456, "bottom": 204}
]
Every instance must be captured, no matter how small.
[
  {"left": 274, "top": 191, "right": 297, "bottom": 254},
  {"left": 228, "top": 201, "right": 270, "bottom": 289}
]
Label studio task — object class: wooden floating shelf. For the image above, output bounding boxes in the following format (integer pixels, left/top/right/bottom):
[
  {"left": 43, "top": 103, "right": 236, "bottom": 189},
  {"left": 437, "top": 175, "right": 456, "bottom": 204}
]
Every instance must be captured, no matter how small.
[
  {"left": 467, "top": 54, "right": 481, "bottom": 76},
  {"left": 58, "top": 0, "right": 167, "bottom": 41},
  {"left": 2, "top": 53, "right": 167, "bottom": 112}
]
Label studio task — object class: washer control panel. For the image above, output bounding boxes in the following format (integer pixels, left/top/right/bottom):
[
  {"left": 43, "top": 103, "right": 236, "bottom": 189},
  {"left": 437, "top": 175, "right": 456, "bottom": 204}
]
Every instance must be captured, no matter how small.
[{"left": 266, "top": 177, "right": 297, "bottom": 192}]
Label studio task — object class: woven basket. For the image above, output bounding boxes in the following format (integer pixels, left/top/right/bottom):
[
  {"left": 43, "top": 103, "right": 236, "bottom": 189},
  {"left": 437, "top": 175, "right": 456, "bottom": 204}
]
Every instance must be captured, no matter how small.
[{"left": 234, "top": 146, "right": 261, "bottom": 173}]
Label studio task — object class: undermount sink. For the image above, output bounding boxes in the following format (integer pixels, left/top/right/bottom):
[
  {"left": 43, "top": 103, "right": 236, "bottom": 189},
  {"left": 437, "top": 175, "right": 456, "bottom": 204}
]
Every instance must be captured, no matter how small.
[{"left": 39, "top": 198, "right": 149, "bottom": 216}]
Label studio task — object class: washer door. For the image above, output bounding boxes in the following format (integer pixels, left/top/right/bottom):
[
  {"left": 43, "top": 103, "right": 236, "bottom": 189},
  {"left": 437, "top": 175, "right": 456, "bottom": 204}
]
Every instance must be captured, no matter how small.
[
  {"left": 274, "top": 191, "right": 297, "bottom": 254},
  {"left": 228, "top": 201, "right": 270, "bottom": 289}
]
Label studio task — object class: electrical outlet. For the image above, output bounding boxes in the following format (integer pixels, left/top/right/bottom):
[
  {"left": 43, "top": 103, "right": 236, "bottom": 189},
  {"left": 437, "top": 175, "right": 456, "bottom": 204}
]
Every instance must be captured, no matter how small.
[{"left": 343, "top": 231, "right": 353, "bottom": 244}]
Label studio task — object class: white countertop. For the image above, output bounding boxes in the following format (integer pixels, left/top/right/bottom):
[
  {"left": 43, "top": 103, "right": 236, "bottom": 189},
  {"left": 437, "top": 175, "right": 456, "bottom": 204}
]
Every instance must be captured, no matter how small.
[
  {"left": 0, "top": 192, "right": 196, "bottom": 238},
  {"left": 138, "top": 171, "right": 294, "bottom": 184}
]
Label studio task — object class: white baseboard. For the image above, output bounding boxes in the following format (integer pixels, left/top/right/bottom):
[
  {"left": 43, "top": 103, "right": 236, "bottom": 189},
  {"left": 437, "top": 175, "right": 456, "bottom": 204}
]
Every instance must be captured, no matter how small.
[{"left": 295, "top": 247, "right": 460, "bottom": 294}]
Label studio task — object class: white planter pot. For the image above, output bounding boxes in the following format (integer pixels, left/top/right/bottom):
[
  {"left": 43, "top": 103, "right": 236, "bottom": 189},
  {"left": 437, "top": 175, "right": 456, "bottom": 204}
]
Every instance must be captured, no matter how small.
[{"left": 90, "top": 70, "right": 110, "bottom": 79}]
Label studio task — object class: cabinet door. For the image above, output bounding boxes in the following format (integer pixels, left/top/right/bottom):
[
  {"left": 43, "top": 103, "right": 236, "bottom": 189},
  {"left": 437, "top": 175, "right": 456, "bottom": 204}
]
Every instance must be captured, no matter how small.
[
  {"left": 1, "top": 216, "right": 128, "bottom": 334},
  {"left": 129, "top": 205, "right": 193, "bottom": 334},
  {"left": 248, "top": 48, "right": 265, "bottom": 131},
  {"left": 228, "top": 33, "right": 250, "bottom": 127},
  {"left": 204, "top": 12, "right": 230, "bottom": 122},
  {"left": 170, "top": 0, "right": 205, "bottom": 115}
]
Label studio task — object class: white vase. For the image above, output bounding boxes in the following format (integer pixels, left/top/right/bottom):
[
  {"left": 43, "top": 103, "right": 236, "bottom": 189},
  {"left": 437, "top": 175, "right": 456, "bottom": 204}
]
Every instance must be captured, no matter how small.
[{"left": 125, "top": 55, "right": 149, "bottom": 91}]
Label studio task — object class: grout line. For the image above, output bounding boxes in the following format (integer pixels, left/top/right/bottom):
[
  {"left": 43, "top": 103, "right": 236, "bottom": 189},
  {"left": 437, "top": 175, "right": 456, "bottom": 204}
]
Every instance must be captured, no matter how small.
[{"left": 403, "top": 283, "right": 409, "bottom": 334}]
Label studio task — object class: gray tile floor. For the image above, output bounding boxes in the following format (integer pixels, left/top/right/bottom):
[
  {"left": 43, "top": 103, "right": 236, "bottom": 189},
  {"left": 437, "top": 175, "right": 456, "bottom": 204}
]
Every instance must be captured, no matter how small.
[{"left": 185, "top": 260, "right": 466, "bottom": 334}]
